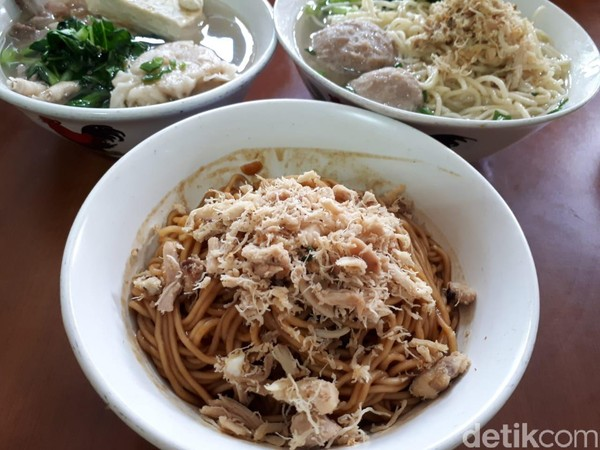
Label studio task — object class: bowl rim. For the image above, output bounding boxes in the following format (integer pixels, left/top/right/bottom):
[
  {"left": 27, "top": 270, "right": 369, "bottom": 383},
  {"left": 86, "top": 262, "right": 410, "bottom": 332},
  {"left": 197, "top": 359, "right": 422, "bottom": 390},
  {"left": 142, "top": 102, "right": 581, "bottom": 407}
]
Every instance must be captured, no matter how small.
[
  {"left": 273, "top": 0, "right": 600, "bottom": 129},
  {"left": 60, "top": 98, "right": 540, "bottom": 450},
  {"left": 0, "top": 0, "right": 276, "bottom": 121}
]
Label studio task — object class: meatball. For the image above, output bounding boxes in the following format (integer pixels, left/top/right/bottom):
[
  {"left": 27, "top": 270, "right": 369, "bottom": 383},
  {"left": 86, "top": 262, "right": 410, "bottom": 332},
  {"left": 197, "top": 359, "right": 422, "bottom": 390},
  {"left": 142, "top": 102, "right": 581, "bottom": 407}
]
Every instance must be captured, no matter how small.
[
  {"left": 348, "top": 67, "right": 423, "bottom": 111},
  {"left": 310, "top": 20, "right": 395, "bottom": 75}
]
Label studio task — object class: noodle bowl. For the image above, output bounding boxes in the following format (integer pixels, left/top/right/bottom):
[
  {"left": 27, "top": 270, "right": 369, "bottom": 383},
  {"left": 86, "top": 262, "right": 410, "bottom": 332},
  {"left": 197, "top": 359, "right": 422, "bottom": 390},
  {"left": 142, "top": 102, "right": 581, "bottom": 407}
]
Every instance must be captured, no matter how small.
[
  {"left": 0, "top": 0, "right": 277, "bottom": 155},
  {"left": 300, "top": 0, "right": 570, "bottom": 119},
  {"left": 275, "top": 0, "right": 600, "bottom": 160},
  {"left": 128, "top": 169, "right": 475, "bottom": 447},
  {"left": 61, "top": 99, "right": 540, "bottom": 450}
]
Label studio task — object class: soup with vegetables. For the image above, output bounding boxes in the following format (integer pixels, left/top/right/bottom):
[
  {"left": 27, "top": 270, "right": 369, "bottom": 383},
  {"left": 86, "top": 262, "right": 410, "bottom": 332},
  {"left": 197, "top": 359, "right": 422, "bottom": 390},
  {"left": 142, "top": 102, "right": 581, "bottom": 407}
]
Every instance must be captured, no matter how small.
[{"left": 0, "top": 0, "right": 254, "bottom": 108}]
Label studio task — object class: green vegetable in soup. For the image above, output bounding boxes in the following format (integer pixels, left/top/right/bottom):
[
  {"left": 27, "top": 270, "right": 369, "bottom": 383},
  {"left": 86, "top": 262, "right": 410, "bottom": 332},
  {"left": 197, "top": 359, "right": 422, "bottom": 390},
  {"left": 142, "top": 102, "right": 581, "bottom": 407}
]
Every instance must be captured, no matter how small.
[
  {"left": 3, "top": 17, "right": 147, "bottom": 108},
  {"left": 492, "top": 110, "right": 512, "bottom": 120},
  {"left": 140, "top": 58, "right": 178, "bottom": 83},
  {"left": 304, "top": 0, "right": 362, "bottom": 20},
  {"left": 548, "top": 97, "right": 568, "bottom": 114},
  {"left": 303, "top": 0, "right": 440, "bottom": 20},
  {"left": 0, "top": 46, "right": 39, "bottom": 70}
]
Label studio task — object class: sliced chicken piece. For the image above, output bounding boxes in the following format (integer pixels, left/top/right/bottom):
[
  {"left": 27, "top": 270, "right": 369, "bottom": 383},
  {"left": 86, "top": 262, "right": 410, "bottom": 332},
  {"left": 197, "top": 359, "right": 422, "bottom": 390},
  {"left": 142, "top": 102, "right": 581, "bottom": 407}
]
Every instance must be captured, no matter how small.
[
  {"left": 446, "top": 281, "right": 477, "bottom": 305},
  {"left": 409, "top": 351, "right": 470, "bottom": 399},
  {"left": 271, "top": 344, "right": 310, "bottom": 378},
  {"left": 154, "top": 279, "right": 182, "bottom": 312},
  {"left": 200, "top": 396, "right": 264, "bottom": 438},
  {"left": 289, "top": 412, "right": 342, "bottom": 450},
  {"left": 265, "top": 376, "right": 339, "bottom": 416},
  {"left": 162, "top": 240, "right": 182, "bottom": 285}
]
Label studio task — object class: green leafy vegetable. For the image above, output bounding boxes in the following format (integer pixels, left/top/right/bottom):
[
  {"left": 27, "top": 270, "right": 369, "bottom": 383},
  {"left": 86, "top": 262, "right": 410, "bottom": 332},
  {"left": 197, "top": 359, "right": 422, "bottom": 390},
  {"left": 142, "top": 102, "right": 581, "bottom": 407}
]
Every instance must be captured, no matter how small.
[
  {"left": 548, "top": 97, "right": 568, "bottom": 114},
  {"left": 5, "top": 16, "right": 147, "bottom": 108},
  {"left": 0, "top": 46, "right": 39, "bottom": 69},
  {"left": 394, "top": 61, "right": 404, "bottom": 68},
  {"left": 140, "top": 57, "right": 164, "bottom": 73},
  {"left": 68, "top": 90, "right": 112, "bottom": 108},
  {"left": 492, "top": 110, "right": 512, "bottom": 120},
  {"left": 141, "top": 58, "right": 177, "bottom": 83},
  {"left": 418, "top": 106, "right": 434, "bottom": 115},
  {"left": 304, "top": 0, "right": 362, "bottom": 20}
]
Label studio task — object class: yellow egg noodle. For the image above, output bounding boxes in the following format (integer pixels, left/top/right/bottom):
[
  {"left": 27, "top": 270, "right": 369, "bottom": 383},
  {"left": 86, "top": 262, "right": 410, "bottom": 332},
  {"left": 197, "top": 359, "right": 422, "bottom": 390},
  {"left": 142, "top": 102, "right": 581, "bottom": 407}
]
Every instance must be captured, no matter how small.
[{"left": 322, "top": 0, "right": 570, "bottom": 119}]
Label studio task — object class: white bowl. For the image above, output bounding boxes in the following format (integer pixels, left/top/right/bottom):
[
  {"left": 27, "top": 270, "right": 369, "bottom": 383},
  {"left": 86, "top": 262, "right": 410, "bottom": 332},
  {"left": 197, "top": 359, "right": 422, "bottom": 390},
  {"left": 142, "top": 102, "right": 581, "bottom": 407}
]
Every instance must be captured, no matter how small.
[
  {"left": 61, "top": 99, "right": 539, "bottom": 449},
  {"left": 0, "top": 0, "right": 276, "bottom": 156},
  {"left": 274, "top": 0, "right": 600, "bottom": 161}
]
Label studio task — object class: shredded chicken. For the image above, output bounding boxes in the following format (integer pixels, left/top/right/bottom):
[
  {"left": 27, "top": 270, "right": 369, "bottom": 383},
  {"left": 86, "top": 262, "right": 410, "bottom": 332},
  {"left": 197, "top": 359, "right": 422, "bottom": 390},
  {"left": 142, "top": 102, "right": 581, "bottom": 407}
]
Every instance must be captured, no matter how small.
[
  {"left": 182, "top": 171, "right": 434, "bottom": 328},
  {"left": 180, "top": 255, "right": 204, "bottom": 293},
  {"left": 413, "top": 0, "right": 555, "bottom": 90},
  {"left": 215, "top": 344, "right": 274, "bottom": 402},
  {"left": 130, "top": 171, "right": 475, "bottom": 447},
  {"left": 132, "top": 272, "right": 162, "bottom": 296}
]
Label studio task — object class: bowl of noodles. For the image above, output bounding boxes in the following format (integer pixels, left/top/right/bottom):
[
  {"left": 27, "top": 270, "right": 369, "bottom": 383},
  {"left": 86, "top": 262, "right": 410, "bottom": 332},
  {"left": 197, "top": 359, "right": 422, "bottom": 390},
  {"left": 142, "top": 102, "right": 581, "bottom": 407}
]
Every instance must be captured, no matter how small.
[
  {"left": 274, "top": 0, "right": 600, "bottom": 161},
  {"left": 0, "top": 0, "right": 276, "bottom": 156},
  {"left": 61, "top": 99, "right": 539, "bottom": 449}
]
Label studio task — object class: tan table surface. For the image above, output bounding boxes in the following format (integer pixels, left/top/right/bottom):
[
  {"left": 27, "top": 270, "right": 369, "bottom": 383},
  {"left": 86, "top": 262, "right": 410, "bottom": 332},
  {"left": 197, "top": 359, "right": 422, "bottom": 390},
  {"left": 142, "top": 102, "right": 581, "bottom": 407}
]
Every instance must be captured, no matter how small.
[{"left": 1, "top": 0, "right": 599, "bottom": 448}]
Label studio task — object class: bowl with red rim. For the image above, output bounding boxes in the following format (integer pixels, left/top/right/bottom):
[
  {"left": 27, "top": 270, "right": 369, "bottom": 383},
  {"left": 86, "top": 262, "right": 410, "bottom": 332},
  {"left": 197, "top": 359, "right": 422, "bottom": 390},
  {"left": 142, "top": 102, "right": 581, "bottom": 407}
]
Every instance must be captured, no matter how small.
[{"left": 0, "top": 0, "right": 276, "bottom": 157}]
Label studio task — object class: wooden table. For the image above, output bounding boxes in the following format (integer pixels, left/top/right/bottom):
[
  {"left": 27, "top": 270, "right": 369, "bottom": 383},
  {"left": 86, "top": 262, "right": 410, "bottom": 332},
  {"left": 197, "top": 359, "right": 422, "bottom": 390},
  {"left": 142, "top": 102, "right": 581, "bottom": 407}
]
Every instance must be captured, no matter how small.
[{"left": 1, "top": 0, "right": 598, "bottom": 447}]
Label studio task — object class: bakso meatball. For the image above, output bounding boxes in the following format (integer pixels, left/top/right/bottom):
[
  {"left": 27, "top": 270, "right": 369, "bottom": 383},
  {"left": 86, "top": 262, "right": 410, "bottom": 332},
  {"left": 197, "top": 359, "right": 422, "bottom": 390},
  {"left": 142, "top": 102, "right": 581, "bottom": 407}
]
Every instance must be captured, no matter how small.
[
  {"left": 310, "top": 20, "right": 395, "bottom": 75},
  {"left": 348, "top": 67, "right": 423, "bottom": 112}
]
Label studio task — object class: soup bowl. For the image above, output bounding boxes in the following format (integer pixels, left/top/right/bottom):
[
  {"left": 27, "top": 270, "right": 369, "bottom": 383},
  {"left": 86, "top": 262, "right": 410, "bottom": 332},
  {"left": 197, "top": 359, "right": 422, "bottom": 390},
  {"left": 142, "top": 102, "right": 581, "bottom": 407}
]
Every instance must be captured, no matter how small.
[
  {"left": 274, "top": 0, "right": 600, "bottom": 161},
  {"left": 0, "top": 0, "right": 276, "bottom": 157},
  {"left": 61, "top": 99, "right": 539, "bottom": 449}
]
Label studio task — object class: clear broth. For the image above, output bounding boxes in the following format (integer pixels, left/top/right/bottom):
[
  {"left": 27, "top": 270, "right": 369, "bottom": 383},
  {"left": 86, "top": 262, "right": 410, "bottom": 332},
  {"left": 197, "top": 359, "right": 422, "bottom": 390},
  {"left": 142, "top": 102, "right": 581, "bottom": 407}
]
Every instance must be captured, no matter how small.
[{"left": 1, "top": 0, "right": 255, "bottom": 79}]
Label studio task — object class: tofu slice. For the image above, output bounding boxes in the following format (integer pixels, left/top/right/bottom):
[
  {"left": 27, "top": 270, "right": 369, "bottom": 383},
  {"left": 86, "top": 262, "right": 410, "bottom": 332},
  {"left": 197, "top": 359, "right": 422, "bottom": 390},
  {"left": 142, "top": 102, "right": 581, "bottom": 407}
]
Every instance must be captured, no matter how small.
[{"left": 86, "top": 0, "right": 205, "bottom": 41}]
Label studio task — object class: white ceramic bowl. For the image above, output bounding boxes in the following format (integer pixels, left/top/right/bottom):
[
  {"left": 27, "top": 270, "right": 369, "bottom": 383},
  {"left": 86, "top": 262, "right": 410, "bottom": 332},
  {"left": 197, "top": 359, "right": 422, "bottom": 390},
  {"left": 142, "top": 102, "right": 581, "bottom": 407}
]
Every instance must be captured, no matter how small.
[
  {"left": 61, "top": 99, "right": 539, "bottom": 449},
  {"left": 0, "top": 0, "right": 276, "bottom": 156},
  {"left": 274, "top": 0, "right": 600, "bottom": 161}
]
